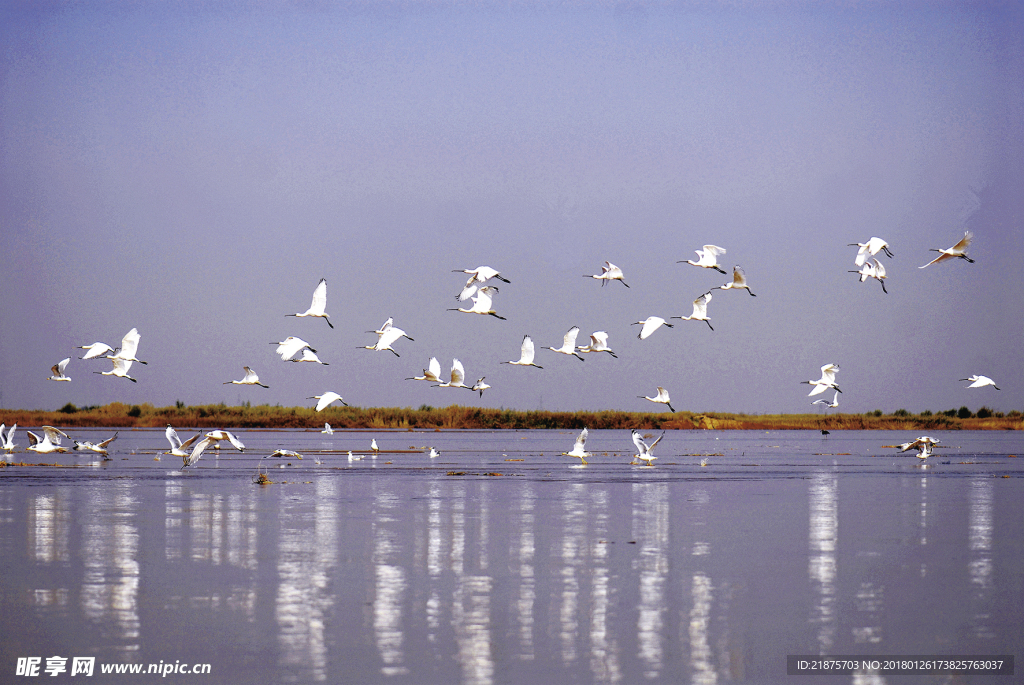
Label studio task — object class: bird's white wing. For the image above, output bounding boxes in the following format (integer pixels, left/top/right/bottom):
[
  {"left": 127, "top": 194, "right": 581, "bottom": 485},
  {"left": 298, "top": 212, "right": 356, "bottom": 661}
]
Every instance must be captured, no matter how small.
[
  {"left": 242, "top": 367, "right": 260, "bottom": 383},
  {"left": 119, "top": 328, "right": 141, "bottom": 359},
  {"left": 656, "top": 387, "right": 671, "bottom": 403},
  {"left": 378, "top": 327, "right": 405, "bottom": 348},
  {"left": 28, "top": 431, "right": 41, "bottom": 447},
  {"left": 224, "top": 431, "right": 245, "bottom": 451},
  {"left": 184, "top": 437, "right": 214, "bottom": 468},
  {"left": 692, "top": 293, "right": 709, "bottom": 317},
  {"left": 732, "top": 267, "right": 747, "bottom": 286},
  {"left": 426, "top": 357, "right": 441, "bottom": 381},
  {"left": 166, "top": 426, "right": 182, "bottom": 450},
  {"left": 952, "top": 231, "right": 973, "bottom": 252},
  {"left": 450, "top": 359, "right": 465, "bottom": 385},
  {"left": 309, "top": 278, "right": 328, "bottom": 315},
  {"left": 57, "top": 358, "right": 69, "bottom": 374},
  {"left": 575, "top": 427, "right": 588, "bottom": 451},
  {"left": 97, "top": 432, "right": 118, "bottom": 449},
  {"left": 703, "top": 245, "right": 726, "bottom": 256},
  {"left": 647, "top": 432, "right": 664, "bottom": 451},
  {"left": 873, "top": 259, "right": 886, "bottom": 278},
  {"left": 458, "top": 284, "right": 477, "bottom": 301},
  {"left": 563, "top": 327, "right": 580, "bottom": 348},
  {"left": 631, "top": 429, "right": 646, "bottom": 455},
  {"left": 179, "top": 432, "right": 202, "bottom": 451},
  {"left": 520, "top": 336, "right": 536, "bottom": 363},
  {"left": 43, "top": 426, "right": 69, "bottom": 444}
]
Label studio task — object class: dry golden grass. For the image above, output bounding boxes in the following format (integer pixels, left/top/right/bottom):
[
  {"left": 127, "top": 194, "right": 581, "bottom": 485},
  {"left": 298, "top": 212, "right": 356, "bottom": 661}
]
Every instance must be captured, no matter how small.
[{"left": 0, "top": 403, "right": 1020, "bottom": 431}]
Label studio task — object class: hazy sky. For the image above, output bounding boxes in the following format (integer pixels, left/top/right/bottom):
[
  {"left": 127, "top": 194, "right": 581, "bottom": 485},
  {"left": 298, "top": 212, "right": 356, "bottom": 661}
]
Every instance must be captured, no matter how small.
[{"left": 2, "top": 1, "right": 1021, "bottom": 416}]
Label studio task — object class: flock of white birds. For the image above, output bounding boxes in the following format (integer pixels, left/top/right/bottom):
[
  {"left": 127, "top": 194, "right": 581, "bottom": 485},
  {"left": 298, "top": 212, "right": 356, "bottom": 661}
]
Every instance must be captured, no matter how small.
[{"left": 18, "top": 230, "right": 1001, "bottom": 468}]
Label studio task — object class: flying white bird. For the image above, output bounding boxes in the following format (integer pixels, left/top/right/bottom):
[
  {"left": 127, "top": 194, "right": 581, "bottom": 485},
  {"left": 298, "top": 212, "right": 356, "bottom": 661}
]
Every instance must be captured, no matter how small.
[
  {"left": 631, "top": 316, "right": 674, "bottom": 340},
  {"left": 308, "top": 392, "right": 348, "bottom": 412},
  {"left": 631, "top": 429, "right": 665, "bottom": 466},
  {"left": 271, "top": 336, "right": 316, "bottom": 361},
  {"left": 579, "top": 331, "right": 617, "bottom": 358},
  {"left": 107, "top": 328, "right": 148, "bottom": 365},
  {"left": 165, "top": 425, "right": 203, "bottom": 457},
  {"left": 639, "top": 386, "right": 675, "bottom": 412},
  {"left": 849, "top": 237, "right": 894, "bottom": 266},
  {"left": 714, "top": 266, "right": 756, "bottom": 296},
  {"left": 960, "top": 375, "right": 1000, "bottom": 390},
  {"left": 920, "top": 231, "right": 974, "bottom": 268},
  {"left": 811, "top": 391, "right": 840, "bottom": 408},
  {"left": 181, "top": 430, "right": 245, "bottom": 469},
  {"left": 287, "top": 277, "right": 333, "bottom": 328},
  {"left": 289, "top": 348, "right": 329, "bottom": 365},
  {"left": 27, "top": 426, "right": 70, "bottom": 454},
  {"left": 448, "top": 286, "right": 506, "bottom": 319},
  {"left": 362, "top": 324, "right": 413, "bottom": 357},
  {"left": 546, "top": 326, "right": 585, "bottom": 362},
  {"left": 679, "top": 245, "right": 727, "bottom": 274},
  {"left": 73, "top": 432, "right": 118, "bottom": 457},
  {"left": 562, "top": 427, "right": 591, "bottom": 465},
  {"left": 77, "top": 342, "right": 116, "bottom": 360},
  {"left": 406, "top": 357, "right": 444, "bottom": 382},
  {"left": 454, "top": 265, "right": 510, "bottom": 286},
  {"left": 95, "top": 357, "right": 137, "bottom": 383},
  {"left": 471, "top": 377, "right": 491, "bottom": 397},
  {"left": 436, "top": 359, "right": 472, "bottom": 389},
  {"left": 849, "top": 258, "right": 888, "bottom": 293},
  {"left": 584, "top": 261, "right": 629, "bottom": 287},
  {"left": 672, "top": 291, "right": 714, "bottom": 330},
  {"left": 224, "top": 366, "right": 269, "bottom": 388},
  {"left": 899, "top": 436, "right": 940, "bottom": 459},
  {"left": 322, "top": 423, "right": 334, "bottom": 434},
  {"left": 502, "top": 335, "right": 543, "bottom": 368},
  {"left": 802, "top": 363, "right": 842, "bottom": 396},
  {"left": 0, "top": 423, "right": 17, "bottom": 452},
  {"left": 47, "top": 358, "right": 71, "bottom": 382}
]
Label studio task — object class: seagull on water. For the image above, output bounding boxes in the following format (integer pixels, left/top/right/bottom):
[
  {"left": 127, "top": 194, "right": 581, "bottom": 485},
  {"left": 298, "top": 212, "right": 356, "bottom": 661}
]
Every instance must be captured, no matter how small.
[
  {"left": 849, "top": 237, "right": 894, "bottom": 266},
  {"left": 631, "top": 429, "right": 665, "bottom": 466},
  {"left": 679, "top": 245, "right": 727, "bottom": 274},
  {"left": 713, "top": 266, "right": 756, "bottom": 296},
  {"left": 802, "top": 363, "right": 841, "bottom": 396},
  {"left": 584, "top": 261, "right": 629, "bottom": 287},
  {"left": 308, "top": 392, "right": 348, "bottom": 412},
  {"left": 672, "top": 291, "right": 714, "bottom": 330},
  {"left": 631, "top": 316, "right": 674, "bottom": 340},
  {"left": 27, "top": 426, "right": 70, "bottom": 454},
  {"left": 287, "top": 278, "right": 333, "bottom": 328},
  {"left": 960, "top": 375, "right": 1000, "bottom": 390},
  {"left": 224, "top": 366, "right": 269, "bottom": 388},
  {"left": 920, "top": 231, "right": 974, "bottom": 268},
  {"left": 562, "top": 427, "right": 591, "bottom": 465},
  {"left": 545, "top": 326, "right": 585, "bottom": 362},
  {"left": 47, "top": 358, "right": 71, "bottom": 382},
  {"left": 73, "top": 432, "right": 118, "bottom": 458},
  {"left": 639, "top": 386, "right": 675, "bottom": 412},
  {"left": 579, "top": 331, "right": 617, "bottom": 358},
  {"left": 502, "top": 335, "right": 543, "bottom": 368},
  {"left": 181, "top": 430, "right": 245, "bottom": 469}
]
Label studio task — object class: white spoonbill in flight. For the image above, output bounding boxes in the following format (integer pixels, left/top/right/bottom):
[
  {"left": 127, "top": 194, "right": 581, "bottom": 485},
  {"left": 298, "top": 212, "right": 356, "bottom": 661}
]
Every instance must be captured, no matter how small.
[
  {"left": 579, "top": 331, "right": 617, "bottom": 358},
  {"left": 181, "top": 430, "right": 245, "bottom": 469},
  {"left": 849, "top": 258, "right": 888, "bottom": 293},
  {"left": 546, "top": 326, "right": 585, "bottom": 362},
  {"left": 287, "top": 278, "right": 333, "bottom": 328},
  {"left": 584, "top": 261, "right": 629, "bottom": 287},
  {"left": 406, "top": 357, "right": 443, "bottom": 382},
  {"left": 224, "top": 366, "right": 269, "bottom": 388},
  {"left": 639, "top": 386, "right": 675, "bottom": 412},
  {"left": 672, "top": 291, "right": 714, "bottom": 331},
  {"left": 165, "top": 425, "right": 203, "bottom": 458},
  {"left": 448, "top": 286, "right": 506, "bottom": 319},
  {"left": 502, "top": 335, "right": 543, "bottom": 368},
  {"left": 454, "top": 265, "right": 510, "bottom": 286},
  {"left": 562, "top": 427, "right": 591, "bottom": 465},
  {"left": 0, "top": 423, "right": 17, "bottom": 452},
  {"left": 713, "top": 266, "right": 756, "bottom": 296},
  {"left": 362, "top": 324, "right": 413, "bottom": 357},
  {"left": 308, "top": 392, "right": 348, "bottom": 412},
  {"left": 95, "top": 357, "right": 137, "bottom": 383},
  {"left": 107, "top": 328, "right": 148, "bottom": 365},
  {"left": 631, "top": 429, "right": 665, "bottom": 466},
  {"left": 679, "top": 245, "right": 727, "bottom": 274},
  {"left": 271, "top": 336, "right": 316, "bottom": 361},
  {"left": 811, "top": 391, "right": 839, "bottom": 408},
  {"left": 77, "top": 342, "right": 116, "bottom": 360},
  {"left": 436, "top": 359, "right": 473, "bottom": 390},
  {"left": 960, "top": 375, "right": 1000, "bottom": 390},
  {"left": 631, "top": 316, "right": 674, "bottom": 340},
  {"left": 802, "top": 363, "right": 841, "bottom": 396},
  {"left": 47, "top": 358, "right": 71, "bottom": 382},
  {"left": 289, "top": 348, "right": 329, "bottom": 365},
  {"left": 27, "top": 426, "right": 71, "bottom": 454},
  {"left": 920, "top": 231, "right": 974, "bottom": 268},
  {"left": 849, "top": 237, "right": 894, "bottom": 266}
]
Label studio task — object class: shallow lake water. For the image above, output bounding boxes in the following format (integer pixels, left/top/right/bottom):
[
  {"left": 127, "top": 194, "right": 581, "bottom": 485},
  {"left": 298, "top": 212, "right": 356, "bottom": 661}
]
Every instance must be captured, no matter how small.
[{"left": 1, "top": 428, "right": 1021, "bottom": 683}]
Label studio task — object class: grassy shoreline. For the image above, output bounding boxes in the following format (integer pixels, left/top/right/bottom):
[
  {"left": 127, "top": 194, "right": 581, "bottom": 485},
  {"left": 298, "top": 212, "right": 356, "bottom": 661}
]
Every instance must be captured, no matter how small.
[{"left": 1, "top": 402, "right": 1020, "bottom": 431}]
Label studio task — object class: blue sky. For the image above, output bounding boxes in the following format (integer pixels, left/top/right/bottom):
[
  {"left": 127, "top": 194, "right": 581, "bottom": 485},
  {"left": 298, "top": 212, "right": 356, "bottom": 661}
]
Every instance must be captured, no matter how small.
[{"left": 1, "top": 1, "right": 1021, "bottom": 415}]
